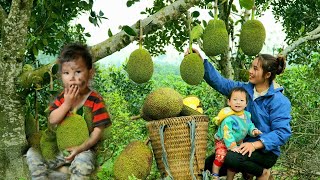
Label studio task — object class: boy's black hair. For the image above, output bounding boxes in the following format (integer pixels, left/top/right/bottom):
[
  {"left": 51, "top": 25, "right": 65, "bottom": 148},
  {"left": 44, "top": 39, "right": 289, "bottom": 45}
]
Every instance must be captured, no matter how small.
[
  {"left": 228, "top": 87, "right": 249, "bottom": 103},
  {"left": 58, "top": 43, "right": 93, "bottom": 70}
]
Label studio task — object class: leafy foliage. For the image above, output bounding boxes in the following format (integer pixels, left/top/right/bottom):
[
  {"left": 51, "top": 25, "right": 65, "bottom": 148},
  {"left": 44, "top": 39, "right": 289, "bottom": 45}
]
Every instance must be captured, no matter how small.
[{"left": 271, "top": 0, "right": 320, "bottom": 65}]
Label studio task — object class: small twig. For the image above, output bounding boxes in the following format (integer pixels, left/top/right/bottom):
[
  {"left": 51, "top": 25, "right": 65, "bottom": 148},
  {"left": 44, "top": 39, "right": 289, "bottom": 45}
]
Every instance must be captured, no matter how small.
[{"left": 131, "top": 115, "right": 142, "bottom": 120}]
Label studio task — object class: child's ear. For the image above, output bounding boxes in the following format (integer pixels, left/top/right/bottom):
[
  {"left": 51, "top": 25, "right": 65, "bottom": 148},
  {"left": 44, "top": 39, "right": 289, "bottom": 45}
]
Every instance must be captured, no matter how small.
[
  {"left": 89, "top": 68, "right": 94, "bottom": 79},
  {"left": 227, "top": 99, "right": 231, "bottom": 106}
]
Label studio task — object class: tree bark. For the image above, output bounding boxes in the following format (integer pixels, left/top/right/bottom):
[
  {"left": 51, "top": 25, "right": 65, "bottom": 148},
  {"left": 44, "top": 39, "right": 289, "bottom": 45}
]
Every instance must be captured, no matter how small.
[{"left": 0, "top": 0, "right": 33, "bottom": 179}]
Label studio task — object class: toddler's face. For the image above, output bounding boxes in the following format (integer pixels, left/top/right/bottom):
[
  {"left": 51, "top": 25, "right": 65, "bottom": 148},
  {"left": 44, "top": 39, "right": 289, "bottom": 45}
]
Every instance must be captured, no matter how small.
[
  {"left": 227, "top": 91, "right": 247, "bottom": 112},
  {"left": 61, "top": 58, "right": 92, "bottom": 95}
]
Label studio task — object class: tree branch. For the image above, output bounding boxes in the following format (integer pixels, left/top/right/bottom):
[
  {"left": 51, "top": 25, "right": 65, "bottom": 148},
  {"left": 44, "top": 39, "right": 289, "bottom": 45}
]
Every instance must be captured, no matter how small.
[
  {"left": 89, "top": 0, "right": 200, "bottom": 62},
  {"left": 280, "top": 24, "right": 320, "bottom": 57},
  {"left": 18, "top": 0, "right": 200, "bottom": 89}
]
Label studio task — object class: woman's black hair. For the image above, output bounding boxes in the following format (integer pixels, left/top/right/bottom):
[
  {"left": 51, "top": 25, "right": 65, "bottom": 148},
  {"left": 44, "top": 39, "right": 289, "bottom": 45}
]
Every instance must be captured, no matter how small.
[{"left": 256, "top": 54, "right": 286, "bottom": 84}]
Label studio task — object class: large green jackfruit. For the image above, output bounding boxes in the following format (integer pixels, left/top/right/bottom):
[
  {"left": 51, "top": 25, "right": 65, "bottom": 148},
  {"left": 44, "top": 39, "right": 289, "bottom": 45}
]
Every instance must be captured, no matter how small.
[
  {"left": 40, "top": 129, "right": 59, "bottom": 160},
  {"left": 203, "top": 19, "right": 229, "bottom": 56},
  {"left": 180, "top": 53, "right": 204, "bottom": 85},
  {"left": 239, "top": 20, "right": 266, "bottom": 56},
  {"left": 142, "top": 87, "right": 183, "bottom": 120},
  {"left": 113, "top": 141, "right": 152, "bottom": 180},
  {"left": 126, "top": 48, "right": 154, "bottom": 84},
  {"left": 56, "top": 114, "right": 89, "bottom": 151}
]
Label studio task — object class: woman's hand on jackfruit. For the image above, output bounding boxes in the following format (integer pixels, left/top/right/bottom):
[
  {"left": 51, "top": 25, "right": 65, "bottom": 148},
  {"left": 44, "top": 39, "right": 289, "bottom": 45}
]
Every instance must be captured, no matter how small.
[{"left": 184, "top": 48, "right": 203, "bottom": 62}]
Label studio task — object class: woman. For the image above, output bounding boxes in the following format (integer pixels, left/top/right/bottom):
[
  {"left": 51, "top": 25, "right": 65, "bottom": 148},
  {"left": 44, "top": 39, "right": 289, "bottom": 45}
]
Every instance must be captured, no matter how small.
[{"left": 188, "top": 49, "right": 292, "bottom": 180}]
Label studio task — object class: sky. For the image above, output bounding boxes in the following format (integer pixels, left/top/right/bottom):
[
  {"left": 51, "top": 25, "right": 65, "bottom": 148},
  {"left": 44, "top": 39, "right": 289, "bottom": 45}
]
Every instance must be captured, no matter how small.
[{"left": 73, "top": 0, "right": 287, "bottom": 67}]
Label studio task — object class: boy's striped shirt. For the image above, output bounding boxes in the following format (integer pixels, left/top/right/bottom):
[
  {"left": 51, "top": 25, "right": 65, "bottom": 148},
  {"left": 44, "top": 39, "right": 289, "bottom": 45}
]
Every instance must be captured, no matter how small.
[{"left": 49, "top": 91, "right": 111, "bottom": 128}]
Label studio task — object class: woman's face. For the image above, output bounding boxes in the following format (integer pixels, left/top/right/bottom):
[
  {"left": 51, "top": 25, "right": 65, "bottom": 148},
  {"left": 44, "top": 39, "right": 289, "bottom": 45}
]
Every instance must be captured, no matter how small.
[{"left": 249, "top": 58, "right": 266, "bottom": 85}]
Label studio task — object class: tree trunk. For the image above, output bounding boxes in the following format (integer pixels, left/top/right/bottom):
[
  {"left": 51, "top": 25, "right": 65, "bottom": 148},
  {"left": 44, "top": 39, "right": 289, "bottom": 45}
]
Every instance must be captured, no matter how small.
[
  {"left": 0, "top": 0, "right": 33, "bottom": 179},
  {"left": 0, "top": 62, "right": 30, "bottom": 179}
]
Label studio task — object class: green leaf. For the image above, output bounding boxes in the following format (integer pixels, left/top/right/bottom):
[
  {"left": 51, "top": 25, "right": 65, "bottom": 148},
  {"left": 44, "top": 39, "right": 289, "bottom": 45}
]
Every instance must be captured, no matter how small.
[
  {"left": 90, "top": 11, "right": 96, "bottom": 17},
  {"left": 202, "top": 20, "right": 207, "bottom": 28},
  {"left": 191, "top": 11, "right": 200, "bottom": 18},
  {"left": 32, "top": 46, "right": 38, "bottom": 56},
  {"left": 43, "top": 72, "right": 51, "bottom": 83},
  {"left": 85, "top": 32, "right": 91, "bottom": 37},
  {"left": 42, "top": 39, "right": 48, "bottom": 46},
  {"left": 239, "top": 0, "right": 254, "bottom": 10},
  {"left": 190, "top": 24, "right": 203, "bottom": 40},
  {"left": 108, "top": 28, "right": 113, "bottom": 37},
  {"left": 126, "top": 1, "right": 133, "bottom": 7},
  {"left": 231, "top": 4, "right": 238, "bottom": 13},
  {"left": 99, "top": 10, "right": 104, "bottom": 16},
  {"left": 122, "top": 25, "right": 137, "bottom": 36},
  {"left": 208, "top": 11, "right": 214, "bottom": 18},
  {"left": 51, "top": 64, "right": 59, "bottom": 75}
]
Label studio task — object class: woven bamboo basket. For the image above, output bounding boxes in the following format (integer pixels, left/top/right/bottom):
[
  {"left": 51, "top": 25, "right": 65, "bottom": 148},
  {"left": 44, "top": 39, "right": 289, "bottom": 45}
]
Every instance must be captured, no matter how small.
[{"left": 146, "top": 115, "right": 209, "bottom": 180}]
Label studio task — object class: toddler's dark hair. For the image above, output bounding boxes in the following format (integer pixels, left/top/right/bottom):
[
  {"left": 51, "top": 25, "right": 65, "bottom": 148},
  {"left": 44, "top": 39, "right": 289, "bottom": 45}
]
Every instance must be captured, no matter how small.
[
  {"left": 58, "top": 43, "right": 93, "bottom": 70},
  {"left": 228, "top": 87, "right": 249, "bottom": 103}
]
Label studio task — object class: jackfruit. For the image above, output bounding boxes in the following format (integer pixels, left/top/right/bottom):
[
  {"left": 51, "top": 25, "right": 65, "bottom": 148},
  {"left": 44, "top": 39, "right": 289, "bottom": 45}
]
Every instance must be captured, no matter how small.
[
  {"left": 239, "top": 0, "right": 254, "bottom": 10},
  {"left": 183, "top": 96, "right": 204, "bottom": 114},
  {"left": 27, "top": 131, "right": 42, "bottom": 149},
  {"left": 56, "top": 114, "right": 89, "bottom": 151},
  {"left": 180, "top": 53, "right": 204, "bottom": 85},
  {"left": 25, "top": 113, "right": 37, "bottom": 138},
  {"left": 113, "top": 141, "right": 152, "bottom": 180},
  {"left": 203, "top": 19, "right": 229, "bottom": 56},
  {"left": 142, "top": 87, "right": 183, "bottom": 120},
  {"left": 180, "top": 105, "right": 202, "bottom": 116},
  {"left": 126, "top": 48, "right": 154, "bottom": 84},
  {"left": 40, "top": 129, "right": 59, "bottom": 160},
  {"left": 239, "top": 20, "right": 266, "bottom": 56}
]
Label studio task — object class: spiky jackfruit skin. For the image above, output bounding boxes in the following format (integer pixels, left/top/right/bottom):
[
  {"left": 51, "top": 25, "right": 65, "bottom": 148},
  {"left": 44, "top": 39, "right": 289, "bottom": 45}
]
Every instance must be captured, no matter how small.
[
  {"left": 56, "top": 114, "right": 89, "bottom": 151},
  {"left": 142, "top": 87, "right": 183, "bottom": 120},
  {"left": 25, "top": 113, "right": 37, "bottom": 138},
  {"left": 180, "top": 53, "right": 204, "bottom": 85},
  {"left": 239, "top": 20, "right": 266, "bottom": 56},
  {"left": 203, "top": 19, "right": 229, "bottom": 56},
  {"left": 113, "top": 141, "right": 152, "bottom": 180},
  {"left": 40, "top": 129, "right": 59, "bottom": 160},
  {"left": 28, "top": 131, "right": 42, "bottom": 149},
  {"left": 127, "top": 48, "right": 154, "bottom": 84}
]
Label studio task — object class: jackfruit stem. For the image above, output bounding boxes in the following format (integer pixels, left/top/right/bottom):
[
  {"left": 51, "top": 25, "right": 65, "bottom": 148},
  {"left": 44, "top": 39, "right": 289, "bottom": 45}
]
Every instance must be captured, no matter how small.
[
  {"left": 187, "top": 11, "right": 193, "bottom": 53},
  {"left": 251, "top": 1, "right": 256, "bottom": 20},
  {"left": 139, "top": 19, "right": 143, "bottom": 49},
  {"left": 214, "top": 0, "right": 218, "bottom": 20}
]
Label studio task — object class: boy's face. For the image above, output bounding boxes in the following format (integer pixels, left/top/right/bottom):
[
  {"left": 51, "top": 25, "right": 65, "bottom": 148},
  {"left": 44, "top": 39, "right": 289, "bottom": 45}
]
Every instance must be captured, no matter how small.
[
  {"left": 61, "top": 58, "right": 93, "bottom": 95},
  {"left": 227, "top": 91, "right": 247, "bottom": 112}
]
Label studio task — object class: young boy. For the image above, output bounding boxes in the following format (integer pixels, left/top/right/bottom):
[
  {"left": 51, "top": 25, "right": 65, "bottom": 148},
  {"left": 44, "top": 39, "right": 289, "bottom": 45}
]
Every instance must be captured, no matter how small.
[
  {"left": 212, "top": 87, "right": 262, "bottom": 180},
  {"left": 26, "top": 43, "right": 112, "bottom": 179}
]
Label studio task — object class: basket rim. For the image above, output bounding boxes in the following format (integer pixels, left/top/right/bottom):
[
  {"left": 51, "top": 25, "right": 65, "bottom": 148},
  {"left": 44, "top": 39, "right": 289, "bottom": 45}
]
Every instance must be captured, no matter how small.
[{"left": 146, "top": 115, "right": 209, "bottom": 122}]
